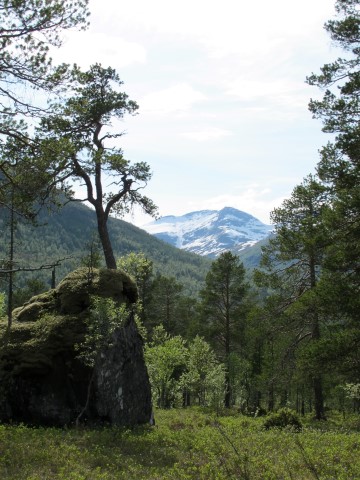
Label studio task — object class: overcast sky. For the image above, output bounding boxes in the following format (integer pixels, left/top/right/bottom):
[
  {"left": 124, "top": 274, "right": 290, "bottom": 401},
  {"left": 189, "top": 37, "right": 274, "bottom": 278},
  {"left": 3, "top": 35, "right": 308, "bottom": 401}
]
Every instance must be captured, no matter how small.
[{"left": 52, "top": 0, "right": 338, "bottom": 225}]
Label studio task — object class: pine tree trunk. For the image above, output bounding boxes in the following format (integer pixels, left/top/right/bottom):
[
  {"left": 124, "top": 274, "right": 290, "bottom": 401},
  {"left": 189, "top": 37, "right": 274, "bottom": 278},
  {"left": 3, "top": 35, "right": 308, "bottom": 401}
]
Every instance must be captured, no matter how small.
[
  {"left": 7, "top": 191, "right": 15, "bottom": 330},
  {"left": 313, "top": 376, "right": 325, "bottom": 420},
  {"left": 224, "top": 367, "right": 231, "bottom": 408},
  {"left": 224, "top": 284, "right": 231, "bottom": 408},
  {"left": 96, "top": 210, "right": 117, "bottom": 269},
  {"left": 309, "top": 251, "right": 325, "bottom": 420},
  {"left": 311, "top": 311, "right": 325, "bottom": 420},
  {"left": 224, "top": 319, "right": 231, "bottom": 408},
  {"left": 268, "top": 383, "right": 274, "bottom": 412}
]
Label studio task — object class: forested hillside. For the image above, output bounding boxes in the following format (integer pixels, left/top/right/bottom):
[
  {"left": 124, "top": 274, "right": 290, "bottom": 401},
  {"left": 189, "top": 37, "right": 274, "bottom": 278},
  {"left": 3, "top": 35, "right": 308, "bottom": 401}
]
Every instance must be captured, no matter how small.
[{"left": 0, "top": 201, "right": 212, "bottom": 294}]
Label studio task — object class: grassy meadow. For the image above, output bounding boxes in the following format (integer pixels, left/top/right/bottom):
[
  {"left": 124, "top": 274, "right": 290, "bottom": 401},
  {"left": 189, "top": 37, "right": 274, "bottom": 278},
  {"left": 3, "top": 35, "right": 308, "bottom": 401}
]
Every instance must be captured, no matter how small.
[{"left": 0, "top": 408, "right": 359, "bottom": 480}]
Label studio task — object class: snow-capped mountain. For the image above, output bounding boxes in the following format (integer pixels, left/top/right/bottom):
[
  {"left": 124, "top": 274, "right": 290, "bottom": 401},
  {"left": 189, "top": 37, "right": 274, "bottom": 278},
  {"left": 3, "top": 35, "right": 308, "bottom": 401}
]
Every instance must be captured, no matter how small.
[{"left": 142, "top": 207, "right": 273, "bottom": 258}]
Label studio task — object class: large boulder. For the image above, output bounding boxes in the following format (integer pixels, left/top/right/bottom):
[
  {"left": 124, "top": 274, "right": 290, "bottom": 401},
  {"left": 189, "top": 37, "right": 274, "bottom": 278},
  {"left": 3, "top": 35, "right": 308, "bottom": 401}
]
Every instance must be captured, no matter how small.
[{"left": 0, "top": 268, "right": 152, "bottom": 427}]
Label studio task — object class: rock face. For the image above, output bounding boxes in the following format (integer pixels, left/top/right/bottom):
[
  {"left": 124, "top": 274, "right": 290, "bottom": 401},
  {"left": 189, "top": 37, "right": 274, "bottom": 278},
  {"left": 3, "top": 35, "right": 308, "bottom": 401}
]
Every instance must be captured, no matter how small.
[{"left": 0, "top": 268, "right": 152, "bottom": 427}]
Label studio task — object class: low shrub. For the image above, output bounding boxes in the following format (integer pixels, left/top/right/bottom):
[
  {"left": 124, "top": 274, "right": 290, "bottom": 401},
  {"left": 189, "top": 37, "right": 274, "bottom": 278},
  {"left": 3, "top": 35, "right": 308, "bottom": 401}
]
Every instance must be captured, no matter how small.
[{"left": 263, "top": 408, "right": 302, "bottom": 431}]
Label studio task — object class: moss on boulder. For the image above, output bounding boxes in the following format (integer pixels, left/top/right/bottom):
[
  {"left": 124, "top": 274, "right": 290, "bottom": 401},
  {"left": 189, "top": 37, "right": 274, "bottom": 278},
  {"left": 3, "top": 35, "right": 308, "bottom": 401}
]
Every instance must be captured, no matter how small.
[
  {"left": 12, "top": 267, "right": 138, "bottom": 322},
  {"left": 12, "top": 289, "right": 58, "bottom": 323},
  {"left": 57, "top": 267, "right": 138, "bottom": 314},
  {"left": 0, "top": 268, "right": 151, "bottom": 427}
]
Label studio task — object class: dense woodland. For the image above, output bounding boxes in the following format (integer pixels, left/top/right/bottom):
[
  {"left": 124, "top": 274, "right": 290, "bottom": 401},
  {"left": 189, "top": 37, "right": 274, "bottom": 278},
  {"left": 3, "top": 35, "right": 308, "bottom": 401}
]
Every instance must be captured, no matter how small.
[
  {"left": 0, "top": 0, "right": 359, "bottom": 431},
  {"left": 0, "top": 200, "right": 212, "bottom": 296}
]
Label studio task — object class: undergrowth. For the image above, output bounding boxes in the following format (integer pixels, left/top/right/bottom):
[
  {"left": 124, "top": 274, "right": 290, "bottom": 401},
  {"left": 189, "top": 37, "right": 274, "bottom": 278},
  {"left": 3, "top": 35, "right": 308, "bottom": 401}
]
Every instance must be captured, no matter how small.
[{"left": 0, "top": 408, "right": 359, "bottom": 479}]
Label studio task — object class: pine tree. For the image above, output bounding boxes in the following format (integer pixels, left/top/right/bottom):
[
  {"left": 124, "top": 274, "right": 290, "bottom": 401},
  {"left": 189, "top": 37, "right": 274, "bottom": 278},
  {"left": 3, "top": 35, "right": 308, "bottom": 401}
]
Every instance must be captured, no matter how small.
[
  {"left": 200, "top": 252, "right": 248, "bottom": 407},
  {"left": 255, "top": 175, "right": 330, "bottom": 419},
  {"left": 37, "top": 64, "right": 157, "bottom": 268},
  {"left": 1, "top": 0, "right": 90, "bottom": 214}
]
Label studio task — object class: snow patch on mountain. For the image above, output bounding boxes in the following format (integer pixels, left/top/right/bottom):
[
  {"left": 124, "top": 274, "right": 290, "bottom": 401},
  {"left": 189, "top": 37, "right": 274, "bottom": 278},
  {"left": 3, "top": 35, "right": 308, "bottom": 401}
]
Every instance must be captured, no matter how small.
[{"left": 142, "top": 207, "right": 273, "bottom": 257}]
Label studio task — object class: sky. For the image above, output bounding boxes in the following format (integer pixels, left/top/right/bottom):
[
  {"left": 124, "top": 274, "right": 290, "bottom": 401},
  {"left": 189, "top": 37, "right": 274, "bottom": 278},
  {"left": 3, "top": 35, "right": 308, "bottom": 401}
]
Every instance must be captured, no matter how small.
[{"left": 51, "top": 0, "right": 339, "bottom": 226}]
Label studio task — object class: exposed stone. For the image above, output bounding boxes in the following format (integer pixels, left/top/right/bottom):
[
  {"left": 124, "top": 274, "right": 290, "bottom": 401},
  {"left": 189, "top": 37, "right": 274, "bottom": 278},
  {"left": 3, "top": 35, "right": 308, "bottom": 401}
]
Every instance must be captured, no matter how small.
[{"left": 0, "top": 268, "right": 152, "bottom": 427}]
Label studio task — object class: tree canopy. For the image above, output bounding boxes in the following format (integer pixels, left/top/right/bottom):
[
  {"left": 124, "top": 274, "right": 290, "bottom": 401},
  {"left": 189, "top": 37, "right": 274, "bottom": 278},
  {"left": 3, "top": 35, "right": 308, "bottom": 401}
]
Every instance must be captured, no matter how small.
[
  {"left": 0, "top": 0, "right": 89, "bottom": 117},
  {"left": 0, "top": 0, "right": 90, "bottom": 216},
  {"left": 37, "top": 64, "right": 158, "bottom": 268},
  {"left": 307, "top": 0, "right": 360, "bottom": 324}
]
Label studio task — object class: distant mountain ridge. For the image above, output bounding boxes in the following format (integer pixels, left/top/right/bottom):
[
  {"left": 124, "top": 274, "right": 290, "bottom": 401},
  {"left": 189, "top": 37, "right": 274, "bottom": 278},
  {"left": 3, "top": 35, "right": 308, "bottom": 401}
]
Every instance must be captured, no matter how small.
[
  {"left": 142, "top": 207, "right": 273, "bottom": 258},
  {"left": 1, "top": 204, "right": 269, "bottom": 297}
]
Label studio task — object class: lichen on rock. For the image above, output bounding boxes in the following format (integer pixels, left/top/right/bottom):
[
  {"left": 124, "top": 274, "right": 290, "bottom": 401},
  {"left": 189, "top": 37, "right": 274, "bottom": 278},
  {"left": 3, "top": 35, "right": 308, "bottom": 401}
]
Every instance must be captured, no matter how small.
[{"left": 0, "top": 267, "right": 152, "bottom": 427}]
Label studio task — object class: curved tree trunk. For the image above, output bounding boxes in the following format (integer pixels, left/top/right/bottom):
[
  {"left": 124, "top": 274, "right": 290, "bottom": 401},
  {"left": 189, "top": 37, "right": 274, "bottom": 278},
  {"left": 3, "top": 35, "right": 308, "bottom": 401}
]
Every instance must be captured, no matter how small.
[{"left": 96, "top": 210, "right": 117, "bottom": 269}]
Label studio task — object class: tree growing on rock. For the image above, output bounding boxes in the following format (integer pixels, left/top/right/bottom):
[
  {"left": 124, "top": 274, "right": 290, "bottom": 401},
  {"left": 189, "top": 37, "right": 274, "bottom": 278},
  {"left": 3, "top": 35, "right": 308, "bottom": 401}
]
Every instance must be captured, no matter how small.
[{"left": 38, "top": 64, "right": 158, "bottom": 268}]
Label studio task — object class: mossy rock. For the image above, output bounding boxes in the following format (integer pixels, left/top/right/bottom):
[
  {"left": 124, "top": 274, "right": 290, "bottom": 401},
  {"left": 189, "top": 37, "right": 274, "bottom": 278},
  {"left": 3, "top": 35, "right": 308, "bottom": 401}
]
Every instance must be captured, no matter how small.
[
  {"left": 2, "top": 267, "right": 138, "bottom": 371},
  {"left": 11, "top": 267, "right": 138, "bottom": 321},
  {"left": 0, "top": 313, "right": 87, "bottom": 377},
  {"left": 12, "top": 289, "right": 58, "bottom": 323},
  {"left": 0, "top": 268, "right": 150, "bottom": 427},
  {"left": 57, "top": 267, "right": 138, "bottom": 314}
]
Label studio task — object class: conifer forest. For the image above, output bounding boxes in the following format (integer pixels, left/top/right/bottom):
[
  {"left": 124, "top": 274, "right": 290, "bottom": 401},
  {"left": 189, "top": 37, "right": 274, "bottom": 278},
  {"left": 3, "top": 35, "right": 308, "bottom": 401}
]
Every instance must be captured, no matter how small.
[{"left": 0, "top": 0, "right": 359, "bottom": 478}]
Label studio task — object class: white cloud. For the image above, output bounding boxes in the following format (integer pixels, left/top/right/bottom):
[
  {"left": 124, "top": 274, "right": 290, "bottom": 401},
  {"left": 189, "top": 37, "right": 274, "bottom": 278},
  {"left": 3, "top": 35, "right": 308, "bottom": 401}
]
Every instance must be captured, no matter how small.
[
  {"left": 57, "top": 0, "right": 337, "bottom": 229},
  {"left": 225, "top": 77, "right": 303, "bottom": 101},
  {"left": 51, "top": 31, "right": 147, "bottom": 69},
  {"left": 223, "top": 77, "right": 311, "bottom": 122},
  {"left": 93, "top": 0, "right": 335, "bottom": 59},
  {"left": 140, "top": 83, "right": 207, "bottom": 115},
  {"left": 180, "top": 127, "right": 233, "bottom": 142},
  {"left": 185, "top": 185, "right": 290, "bottom": 224}
]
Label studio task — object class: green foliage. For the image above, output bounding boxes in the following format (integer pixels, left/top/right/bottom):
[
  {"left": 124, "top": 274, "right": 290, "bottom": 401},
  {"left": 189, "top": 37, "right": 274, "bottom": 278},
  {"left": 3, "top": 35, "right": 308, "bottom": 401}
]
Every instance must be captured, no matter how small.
[
  {"left": 0, "top": 0, "right": 90, "bottom": 216},
  {"left": 117, "top": 252, "right": 154, "bottom": 329},
  {"left": 256, "top": 175, "right": 329, "bottom": 291},
  {"left": 13, "top": 277, "right": 48, "bottom": 309},
  {"left": 80, "top": 236, "right": 102, "bottom": 271},
  {"left": 145, "top": 328, "right": 225, "bottom": 409},
  {"left": 0, "top": 291, "right": 4, "bottom": 317},
  {"left": 145, "top": 326, "right": 187, "bottom": 408},
  {"left": 254, "top": 175, "right": 333, "bottom": 420},
  {"left": 0, "top": 200, "right": 211, "bottom": 294},
  {"left": 343, "top": 383, "right": 360, "bottom": 401},
  {"left": 307, "top": 0, "right": 360, "bottom": 153},
  {"left": 227, "top": 352, "right": 253, "bottom": 409},
  {"left": 76, "top": 296, "right": 129, "bottom": 367},
  {"left": 180, "top": 336, "right": 225, "bottom": 409},
  {"left": 146, "top": 274, "right": 184, "bottom": 334},
  {"left": 117, "top": 253, "right": 204, "bottom": 338},
  {"left": 243, "top": 1, "right": 360, "bottom": 420},
  {"left": 306, "top": 0, "right": 360, "bottom": 326},
  {"left": 200, "top": 252, "right": 248, "bottom": 354},
  {"left": 117, "top": 252, "right": 153, "bottom": 293},
  {"left": 0, "top": 409, "right": 360, "bottom": 479},
  {"left": 263, "top": 408, "right": 302, "bottom": 432},
  {"left": 1, "top": 0, "right": 359, "bottom": 427}
]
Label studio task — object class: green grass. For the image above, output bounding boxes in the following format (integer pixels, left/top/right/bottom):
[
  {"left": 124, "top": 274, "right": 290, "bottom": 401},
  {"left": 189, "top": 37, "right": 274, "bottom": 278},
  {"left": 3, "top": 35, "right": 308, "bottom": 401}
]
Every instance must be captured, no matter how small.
[{"left": 0, "top": 408, "right": 359, "bottom": 479}]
